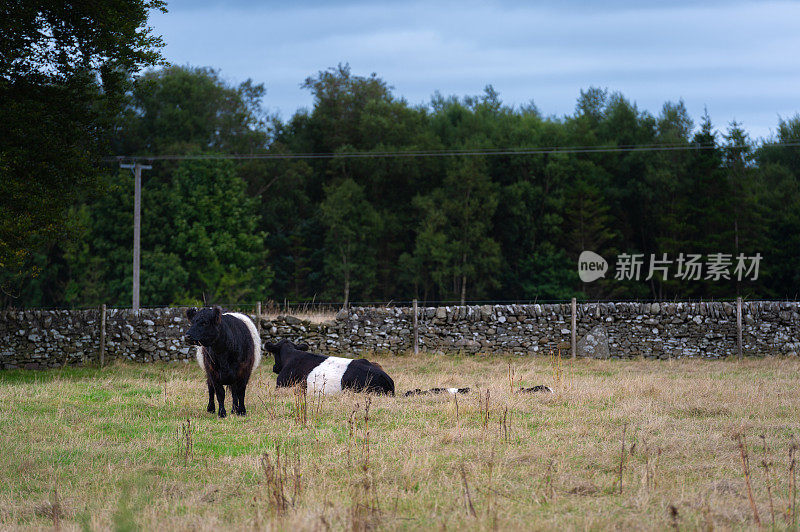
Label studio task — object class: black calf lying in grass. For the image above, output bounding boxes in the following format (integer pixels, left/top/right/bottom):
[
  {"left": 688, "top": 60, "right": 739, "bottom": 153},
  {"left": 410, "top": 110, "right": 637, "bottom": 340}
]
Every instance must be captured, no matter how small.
[
  {"left": 404, "top": 387, "right": 471, "bottom": 397},
  {"left": 184, "top": 306, "right": 261, "bottom": 418},
  {"left": 404, "top": 385, "right": 552, "bottom": 397},
  {"left": 517, "top": 385, "right": 553, "bottom": 393},
  {"left": 265, "top": 339, "right": 395, "bottom": 395}
]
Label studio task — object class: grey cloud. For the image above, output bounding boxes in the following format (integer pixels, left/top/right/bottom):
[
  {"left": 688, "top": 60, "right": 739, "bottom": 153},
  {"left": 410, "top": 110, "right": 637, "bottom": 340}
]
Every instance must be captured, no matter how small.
[{"left": 151, "top": 0, "right": 800, "bottom": 138}]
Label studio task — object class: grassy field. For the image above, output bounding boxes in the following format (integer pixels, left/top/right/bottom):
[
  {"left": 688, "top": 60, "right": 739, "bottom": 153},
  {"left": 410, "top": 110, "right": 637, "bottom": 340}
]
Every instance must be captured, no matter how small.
[{"left": 2, "top": 353, "right": 799, "bottom": 531}]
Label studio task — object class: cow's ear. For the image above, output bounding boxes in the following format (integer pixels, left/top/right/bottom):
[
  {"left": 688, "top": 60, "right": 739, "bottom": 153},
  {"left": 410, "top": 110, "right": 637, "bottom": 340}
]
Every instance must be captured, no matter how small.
[
  {"left": 212, "top": 306, "right": 222, "bottom": 325},
  {"left": 186, "top": 307, "right": 197, "bottom": 321},
  {"left": 296, "top": 343, "right": 310, "bottom": 351},
  {"left": 265, "top": 341, "right": 282, "bottom": 354}
]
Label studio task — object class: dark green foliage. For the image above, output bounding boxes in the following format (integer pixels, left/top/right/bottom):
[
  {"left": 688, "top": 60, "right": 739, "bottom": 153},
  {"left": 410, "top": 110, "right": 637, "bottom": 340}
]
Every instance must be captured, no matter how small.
[
  {"left": 23, "top": 159, "right": 271, "bottom": 308},
  {"left": 0, "top": 0, "right": 165, "bottom": 297},
  {"left": 103, "top": 160, "right": 270, "bottom": 306},
  {"left": 413, "top": 156, "right": 502, "bottom": 304},
  {"left": 6, "top": 60, "right": 800, "bottom": 307},
  {"left": 152, "top": 160, "right": 271, "bottom": 304},
  {"left": 320, "top": 178, "right": 380, "bottom": 306},
  {"left": 115, "top": 66, "right": 269, "bottom": 157}
]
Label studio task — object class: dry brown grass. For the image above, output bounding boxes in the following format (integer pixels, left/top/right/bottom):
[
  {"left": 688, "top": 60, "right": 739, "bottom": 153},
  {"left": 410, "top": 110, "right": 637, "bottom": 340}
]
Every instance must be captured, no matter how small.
[
  {"left": 263, "top": 311, "right": 336, "bottom": 325},
  {"left": 261, "top": 302, "right": 337, "bottom": 324},
  {"left": 1, "top": 354, "right": 800, "bottom": 530}
]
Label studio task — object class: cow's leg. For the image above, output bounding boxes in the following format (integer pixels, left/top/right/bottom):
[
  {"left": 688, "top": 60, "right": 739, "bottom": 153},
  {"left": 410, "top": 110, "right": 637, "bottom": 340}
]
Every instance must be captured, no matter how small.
[
  {"left": 214, "top": 381, "right": 227, "bottom": 418},
  {"left": 230, "top": 393, "right": 238, "bottom": 415},
  {"left": 206, "top": 377, "right": 215, "bottom": 413},
  {"left": 232, "top": 383, "right": 247, "bottom": 416},
  {"left": 228, "top": 385, "right": 237, "bottom": 415},
  {"left": 230, "top": 385, "right": 242, "bottom": 415}
]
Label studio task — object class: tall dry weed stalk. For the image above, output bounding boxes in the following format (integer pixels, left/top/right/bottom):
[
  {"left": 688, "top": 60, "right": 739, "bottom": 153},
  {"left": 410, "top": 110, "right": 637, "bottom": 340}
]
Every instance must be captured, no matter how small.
[
  {"left": 347, "top": 403, "right": 358, "bottom": 467},
  {"left": 569, "top": 353, "right": 574, "bottom": 388},
  {"left": 349, "top": 463, "right": 381, "bottom": 532},
  {"left": 293, "top": 384, "right": 308, "bottom": 426},
  {"left": 543, "top": 460, "right": 556, "bottom": 502},
  {"left": 642, "top": 440, "right": 662, "bottom": 493},
  {"left": 507, "top": 362, "right": 518, "bottom": 393},
  {"left": 486, "top": 447, "right": 498, "bottom": 529},
  {"left": 362, "top": 396, "right": 372, "bottom": 466},
  {"left": 453, "top": 392, "right": 460, "bottom": 431},
  {"left": 759, "top": 434, "right": 776, "bottom": 526},
  {"left": 789, "top": 436, "right": 798, "bottom": 527},
  {"left": 547, "top": 348, "right": 574, "bottom": 389},
  {"left": 734, "top": 432, "right": 762, "bottom": 527},
  {"left": 618, "top": 423, "right": 628, "bottom": 494},
  {"left": 259, "top": 386, "right": 284, "bottom": 419},
  {"left": 346, "top": 398, "right": 374, "bottom": 468},
  {"left": 460, "top": 464, "right": 477, "bottom": 517},
  {"left": 549, "top": 349, "right": 563, "bottom": 388},
  {"left": 310, "top": 377, "right": 326, "bottom": 419},
  {"left": 498, "top": 406, "right": 509, "bottom": 442},
  {"left": 349, "top": 396, "right": 380, "bottom": 532},
  {"left": 176, "top": 418, "right": 193, "bottom": 466},
  {"left": 260, "top": 443, "right": 302, "bottom": 517},
  {"left": 477, "top": 389, "right": 491, "bottom": 429}
]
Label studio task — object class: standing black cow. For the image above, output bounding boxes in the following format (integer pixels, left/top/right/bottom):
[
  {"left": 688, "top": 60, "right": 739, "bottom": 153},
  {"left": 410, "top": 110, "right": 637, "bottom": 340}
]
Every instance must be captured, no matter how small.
[
  {"left": 184, "top": 306, "right": 261, "bottom": 418},
  {"left": 265, "top": 339, "right": 394, "bottom": 395}
]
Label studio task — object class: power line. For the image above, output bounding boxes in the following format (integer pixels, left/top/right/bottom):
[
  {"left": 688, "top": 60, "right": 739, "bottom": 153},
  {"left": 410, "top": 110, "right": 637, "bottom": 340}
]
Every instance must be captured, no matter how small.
[{"left": 104, "top": 140, "right": 800, "bottom": 163}]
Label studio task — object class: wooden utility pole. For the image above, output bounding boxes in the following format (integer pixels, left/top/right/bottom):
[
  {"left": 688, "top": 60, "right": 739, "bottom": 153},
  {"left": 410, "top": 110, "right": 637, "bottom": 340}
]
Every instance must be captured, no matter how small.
[{"left": 120, "top": 162, "right": 151, "bottom": 313}]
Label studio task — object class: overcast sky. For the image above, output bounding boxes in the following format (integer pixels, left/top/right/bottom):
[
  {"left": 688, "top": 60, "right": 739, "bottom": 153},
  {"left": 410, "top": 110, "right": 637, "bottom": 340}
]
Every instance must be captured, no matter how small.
[{"left": 150, "top": 0, "right": 800, "bottom": 140}]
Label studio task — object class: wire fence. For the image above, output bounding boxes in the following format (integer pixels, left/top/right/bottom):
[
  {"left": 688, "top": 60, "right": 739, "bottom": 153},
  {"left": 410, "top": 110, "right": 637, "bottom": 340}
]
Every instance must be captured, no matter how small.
[
  {"left": 102, "top": 139, "right": 800, "bottom": 164},
  {"left": 7, "top": 297, "right": 800, "bottom": 312}
]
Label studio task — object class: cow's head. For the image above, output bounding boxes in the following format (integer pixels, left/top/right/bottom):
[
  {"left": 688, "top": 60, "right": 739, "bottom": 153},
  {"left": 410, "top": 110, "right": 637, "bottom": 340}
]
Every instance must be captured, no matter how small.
[
  {"left": 184, "top": 306, "right": 222, "bottom": 347},
  {"left": 264, "top": 339, "right": 309, "bottom": 373}
]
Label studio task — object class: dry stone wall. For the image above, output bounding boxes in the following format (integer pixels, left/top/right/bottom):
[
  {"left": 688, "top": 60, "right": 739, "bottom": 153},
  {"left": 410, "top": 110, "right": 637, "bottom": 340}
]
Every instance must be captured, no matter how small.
[{"left": 1, "top": 302, "right": 799, "bottom": 369}]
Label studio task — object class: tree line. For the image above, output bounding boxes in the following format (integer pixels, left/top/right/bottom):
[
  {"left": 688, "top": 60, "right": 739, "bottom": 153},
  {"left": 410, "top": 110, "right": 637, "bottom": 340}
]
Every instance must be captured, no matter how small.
[{"left": 4, "top": 62, "right": 800, "bottom": 308}]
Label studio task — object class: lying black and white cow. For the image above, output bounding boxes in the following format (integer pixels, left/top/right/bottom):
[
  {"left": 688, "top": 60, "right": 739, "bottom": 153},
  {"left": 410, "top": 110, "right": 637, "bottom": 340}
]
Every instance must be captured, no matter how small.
[
  {"left": 265, "top": 339, "right": 394, "bottom": 395},
  {"left": 184, "top": 306, "right": 261, "bottom": 418}
]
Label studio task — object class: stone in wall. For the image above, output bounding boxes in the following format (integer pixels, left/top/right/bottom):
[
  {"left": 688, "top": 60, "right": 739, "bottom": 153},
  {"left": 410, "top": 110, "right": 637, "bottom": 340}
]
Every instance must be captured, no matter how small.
[{"left": 576, "top": 325, "right": 610, "bottom": 359}]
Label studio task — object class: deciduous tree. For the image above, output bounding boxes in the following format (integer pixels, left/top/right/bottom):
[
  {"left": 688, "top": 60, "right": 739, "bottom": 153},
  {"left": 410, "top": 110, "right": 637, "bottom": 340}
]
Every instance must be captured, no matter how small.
[{"left": 0, "top": 0, "right": 166, "bottom": 295}]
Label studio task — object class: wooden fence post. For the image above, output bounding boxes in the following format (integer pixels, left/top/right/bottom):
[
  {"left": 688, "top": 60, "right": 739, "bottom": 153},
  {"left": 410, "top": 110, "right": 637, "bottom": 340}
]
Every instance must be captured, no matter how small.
[
  {"left": 256, "top": 301, "right": 262, "bottom": 336},
  {"left": 571, "top": 297, "right": 577, "bottom": 359},
  {"left": 99, "top": 304, "right": 107, "bottom": 367},
  {"left": 413, "top": 299, "right": 419, "bottom": 355},
  {"left": 737, "top": 297, "right": 743, "bottom": 360}
]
